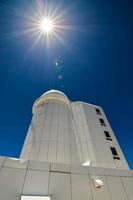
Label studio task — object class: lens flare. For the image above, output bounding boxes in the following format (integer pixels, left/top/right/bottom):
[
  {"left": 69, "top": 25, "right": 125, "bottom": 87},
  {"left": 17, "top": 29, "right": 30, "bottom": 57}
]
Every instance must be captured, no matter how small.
[{"left": 8, "top": 1, "right": 74, "bottom": 51}]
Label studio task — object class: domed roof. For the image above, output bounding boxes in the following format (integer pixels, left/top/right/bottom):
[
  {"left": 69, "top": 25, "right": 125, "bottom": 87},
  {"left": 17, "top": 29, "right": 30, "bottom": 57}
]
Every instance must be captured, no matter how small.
[
  {"left": 32, "top": 89, "right": 70, "bottom": 113},
  {"left": 41, "top": 89, "right": 68, "bottom": 99}
]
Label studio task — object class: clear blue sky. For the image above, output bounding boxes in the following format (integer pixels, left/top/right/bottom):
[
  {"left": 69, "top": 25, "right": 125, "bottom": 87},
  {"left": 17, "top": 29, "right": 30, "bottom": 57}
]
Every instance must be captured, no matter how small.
[{"left": 0, "top": 0, "right": 133, "bottom": 168}]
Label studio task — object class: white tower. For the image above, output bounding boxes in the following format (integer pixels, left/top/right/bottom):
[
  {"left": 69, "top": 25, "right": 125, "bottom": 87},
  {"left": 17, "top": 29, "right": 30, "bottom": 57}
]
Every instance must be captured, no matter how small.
[
  {"left": 20, "top": 90, "right": 128, "bottom": 169},
  {"left": 0, "top": 89, "right": 133, "bottom": 200}
]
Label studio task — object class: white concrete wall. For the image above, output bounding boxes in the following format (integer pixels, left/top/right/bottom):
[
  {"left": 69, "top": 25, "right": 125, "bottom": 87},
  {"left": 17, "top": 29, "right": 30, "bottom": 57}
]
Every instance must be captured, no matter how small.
[
  {"left": 0, "top": 157, "right": 132, "bottom": 200},
  {"left": 20, "top": 99, "right": 79, "bottom": 164},
  {"left": 71, "top": 102, "right": 129, "bottom": 169}
]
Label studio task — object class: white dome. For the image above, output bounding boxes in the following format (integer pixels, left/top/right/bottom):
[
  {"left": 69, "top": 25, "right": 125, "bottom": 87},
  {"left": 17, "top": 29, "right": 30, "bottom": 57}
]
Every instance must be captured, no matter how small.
[
  {"left": 32, "top": 89, "right": 70, "bottom": 113},
  {"left": 41, "top": 89, "right": 68, "bottom": 99}
]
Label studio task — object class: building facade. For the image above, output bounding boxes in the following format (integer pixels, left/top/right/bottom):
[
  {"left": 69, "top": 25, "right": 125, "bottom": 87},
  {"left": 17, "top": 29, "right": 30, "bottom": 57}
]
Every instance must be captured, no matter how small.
[
  {"left": 20, "top": 90, "right": 128, "bottom": 169},
  {"left": 0, "top": 89, "right": 132, "bottom": 200}
]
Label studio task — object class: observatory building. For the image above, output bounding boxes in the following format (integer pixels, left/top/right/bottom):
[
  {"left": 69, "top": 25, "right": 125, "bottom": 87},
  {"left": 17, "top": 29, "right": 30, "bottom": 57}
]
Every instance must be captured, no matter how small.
[{"left": 0, "top": 89, "right": 133, "bottom": 200}]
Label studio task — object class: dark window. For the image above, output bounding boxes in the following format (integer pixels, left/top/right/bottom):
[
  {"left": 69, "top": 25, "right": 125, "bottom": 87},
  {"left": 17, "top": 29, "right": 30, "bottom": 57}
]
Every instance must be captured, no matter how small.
[
  {"left": 95, "top": 108, "right": 101, "bottom": 115},
  {"left": 113, "top": 156, "right": 120, "bottom": 160},
  {"left": 111, "top": 147, "right": 120, "bottom": 160},
  {"left": 104, "top": 131, "right": 110, "bottom": 138},
  {"left": 99, "top": 118, "right": 106, "bottom": 126},
  {"left": 113, "top": 156, "right": 117, "bottom": 159},
  {"left": 106, "top": 138, "right": 112, "bottom": 141},
  {"left": 110, "top": 147, "right": 118, "bottom": 156}
]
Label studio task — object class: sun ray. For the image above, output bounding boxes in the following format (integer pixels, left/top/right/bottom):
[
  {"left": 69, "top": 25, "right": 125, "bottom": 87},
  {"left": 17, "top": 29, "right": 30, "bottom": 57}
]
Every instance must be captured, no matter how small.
[{"left": 1, "top": 0, "right": 76, "bottom": 51}]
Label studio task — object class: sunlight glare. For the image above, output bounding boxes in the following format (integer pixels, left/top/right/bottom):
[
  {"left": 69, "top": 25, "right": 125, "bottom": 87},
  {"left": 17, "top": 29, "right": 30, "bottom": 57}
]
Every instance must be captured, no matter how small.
[{"left": 40, "top": 18, "right": 54, "bottom": 33}]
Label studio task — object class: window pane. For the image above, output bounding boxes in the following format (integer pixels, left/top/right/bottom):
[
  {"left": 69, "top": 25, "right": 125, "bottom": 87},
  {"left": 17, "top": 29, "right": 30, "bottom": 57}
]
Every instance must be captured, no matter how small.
[
  {"left": 113, "top": 156, "right": 120, "bottom": 160},
  {"left": 110, "top": 147, "right": 118, "bottom": 156},
  {"left": 106, "top": 138, "right": 112, "bottom": 141},
  {"left": 95, "top": 108, "right": 101, "bottom": 115},
  {"left": 99, "top": 118, "right": 106, "bottom": 126},
  {"left": 104, "top": 131, "right": 111, "bottom": 138}
]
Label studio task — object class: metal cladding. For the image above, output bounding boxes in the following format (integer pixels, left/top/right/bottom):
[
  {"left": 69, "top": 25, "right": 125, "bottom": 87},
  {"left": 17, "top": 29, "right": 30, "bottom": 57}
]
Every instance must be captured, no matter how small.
[{"left": 20, "top": 90, "right": 129, "bottom": 169}]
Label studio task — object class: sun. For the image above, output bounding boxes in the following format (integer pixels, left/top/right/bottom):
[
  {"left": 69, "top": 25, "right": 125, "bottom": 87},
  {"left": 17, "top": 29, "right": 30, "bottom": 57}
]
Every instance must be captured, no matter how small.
[
  {"left": 40, "top": 18, "right": 54, "bottom": 34},
  {"left": 18, "top": 1, "right": 73, "bottom": 48}
]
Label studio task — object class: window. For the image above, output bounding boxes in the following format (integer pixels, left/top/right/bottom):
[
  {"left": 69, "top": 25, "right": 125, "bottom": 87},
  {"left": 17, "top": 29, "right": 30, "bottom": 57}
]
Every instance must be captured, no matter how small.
[
  {"left": 113, "top": 156, "right": 120, "bottom": 160},
  {"left": 110, "top": 147, "right": 120, "bottom": 160},
  {"left": 21, "top": 196, "right": 51, "bottom": 200},
  {"left": 106, "top": 138, "right": 112, "bottom": 141},
  {"left": 104, "top": 131, "right": 112, "bottom": 141},
  {"left": 110, "top": 147, "right": 118, "bottom": 156},
  {"left": 99, "top": 118, "right": 106, "bottom": 126},
  {"left": 95, "top": 108, "right": 101, "bottom": 115},
  {"left": 104, "top": 131, "right": 110, "bottom": 138}
]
